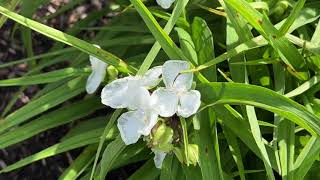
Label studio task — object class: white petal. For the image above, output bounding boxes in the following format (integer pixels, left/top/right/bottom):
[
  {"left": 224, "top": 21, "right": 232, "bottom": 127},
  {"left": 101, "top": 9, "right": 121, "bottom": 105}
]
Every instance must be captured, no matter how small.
[
  {"left": 162, "top": 60, "right": 192, "bottom": 91},
  {"left": 177, "top": 90, "right": 201, "bottom": 118},
  {"left": 86, "top": 55, "right": 108, "bottom": 94},
  {"left": 127, "top": 85, "right": 152, "bottom": 110},
  {"left": 101, "top": 77, "right": 130, "bottom": 108},
  {"left": 153, "top": 150, "right": 167, "bottom": 169},
  {"left": 139, "top": 110, "right": 159, "bottom": 136},
  {"left": 117, "top": 110, "right": 146, "bottom": 145},
  {"left": 173, "top": 72, "right": 193, "bottom": 91},
  {"left": 151, "top": 88, "right": 178, "bottom": 117},
  {"left": 141, "top": 66, "right": 162, "bottom": 88},
  {"left": 156, "top": 0, "right": 175, "bottom": 9}
]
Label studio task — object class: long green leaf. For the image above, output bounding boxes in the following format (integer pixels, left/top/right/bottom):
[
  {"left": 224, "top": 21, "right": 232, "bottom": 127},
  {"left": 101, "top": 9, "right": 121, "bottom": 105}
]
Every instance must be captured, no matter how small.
[
  {"left": 59, "top": 144, "right": 98, "bottom": 180},
  {"left": 0, "top": 97, "right": 102, "bottom": 149},
  {"left": 98, "top": 135, "right": 126, "bottom": 179},
  {"left": 136, "top": 0, "right": 189, "bottom": 75},
  {"left": 0, "top": 68, "right": 90, "bottom": 86},
  {"left": 198, "top": 82, "right": 320, "bottom": 136},
  {"left": 0, "top": 126, "right": 117, "bottom": 173},
  {"left": 0, "top": 77, "right": 86, "bottom": 133},
  {"left": 129, "top": 0, "right": 186, "bottom": 60},
  {"left": 0, "top": 5, "right": 134, "bottom": 73}
]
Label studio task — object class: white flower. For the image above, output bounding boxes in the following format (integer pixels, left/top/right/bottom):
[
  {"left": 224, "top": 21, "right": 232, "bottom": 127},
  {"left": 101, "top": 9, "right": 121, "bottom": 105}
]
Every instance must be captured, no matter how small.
[
  {"left": 86, "top": 45, "right": 108, "bottom": 94},
  {"left": 101, "top": 66, "right": 162, "bottom": 109},
  {"left": 153, "top": 150, "right": 167, "bottom": 169},
  {"left": 151, "top": 60, "right": 201, "bottom": 118},
  {"left": 101, "top": 66, "right": 162, "bottom": 145},
  {"left": 156, "top": 0, "right": 175, "bottom": 9},
  {"left": 117, "top": 98, "right": 159, "bottom": 145}
]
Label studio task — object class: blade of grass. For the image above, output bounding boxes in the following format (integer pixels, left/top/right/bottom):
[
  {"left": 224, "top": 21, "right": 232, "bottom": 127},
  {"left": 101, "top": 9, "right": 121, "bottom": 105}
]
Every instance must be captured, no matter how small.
[
  {"left": 180, "top": 117, "right": 189, "bottom": 166},
  {"left": 58, "top": 144, "right": 98, "bottom": 180},
  {"left": 129, "top": 0, "right": 186, "bottom": 61},
  {"left": 198, "top": 82, "right": 320, "bottom": 136},
  {"left": 0, "top": 98, "right": 103, "bottom": 149},
  {"left": 279, "top": 0, "right": 306, "bottom": 35},
  {"left": 128, "top": 159, "right": 160, "bottom": 180},
  {"left": 0, "top": 77, "right": 86, "bottom": 133},
  {"left": 0, "top": 126, "right": 117, "bottom": 173},
  {"left": 89, "top": 109, "right": 122, "bottom": 180},
  {"left": 98, "top": 135, "right": 126, "bottom": 180},
  {"left": 285, "top": 74, "right": 320, "bottom": 98},
  {"left": 0, "top": 5, "right": 135, "bottom": 73},
  {"left": 136, "top": 0, "right": 189, "bottom": 75},
  {"left": 0, "top": 67, "right": 90, "bottom": 86},
  {"left": 0, "top": 0, "right": 20, "bottom": 28},
  {"left": 222, "top": 126, "right": 246, "bottom": 180}
]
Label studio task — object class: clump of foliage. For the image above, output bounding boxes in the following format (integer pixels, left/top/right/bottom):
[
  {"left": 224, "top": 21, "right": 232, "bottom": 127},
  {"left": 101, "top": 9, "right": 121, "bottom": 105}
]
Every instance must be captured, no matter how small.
[{"left": 0, "top": 0, "right": 320, "bottom": 179}]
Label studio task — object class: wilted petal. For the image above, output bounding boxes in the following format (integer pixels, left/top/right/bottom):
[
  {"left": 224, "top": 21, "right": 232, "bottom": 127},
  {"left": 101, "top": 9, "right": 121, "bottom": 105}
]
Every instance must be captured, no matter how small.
[
  {"left": 117, "top": 110, "right": 146, "bottom": 145},
  {"left": 177, "top": 90, "right": 201, "bottom": 118},
  {"left": 139, "top": 110, "right": 159, "bottom": 136},
  {"left": 86, "top": 55, "right": 108, "bottom": 94},
  {"left": 141, "top": 66, "right": 162, "bottom": 88},
  {"left": 151, "top": 88, "right": 178, "bottom": 117},
  {"left": 162, "top": 60, "right": 192, "bottom": 90},
  {"left": 101, "top": 77, "right": 130, "bottom": 108},
  {"left": 153, "top": 150, "right": 167, "bottom": 169},
  {"left": 156, "top": 0, "right": 175, "bottom": 9}
]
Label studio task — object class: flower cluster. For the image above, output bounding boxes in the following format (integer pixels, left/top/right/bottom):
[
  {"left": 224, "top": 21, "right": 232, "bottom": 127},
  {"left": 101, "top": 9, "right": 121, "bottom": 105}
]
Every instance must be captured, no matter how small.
[{"left": 86, "top": 56, "right": 201, "bottom": 168}]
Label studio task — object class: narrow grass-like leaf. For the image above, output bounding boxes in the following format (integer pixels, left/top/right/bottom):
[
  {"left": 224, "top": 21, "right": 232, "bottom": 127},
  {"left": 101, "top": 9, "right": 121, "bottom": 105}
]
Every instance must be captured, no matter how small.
[
  {"left": 0, "top": 77, "right": 86, "bottom": 133},
  {"left": 129, "top": 0, "right": 186, "bottom": 61},
  {"left": 136, "top": 0, "right": 189, "bottom": 75},
  {"left": 0, "top": 48, "right": 75, "bottom": 68},
  {"left": 0, "top": 67, "right": 90, "bottom": 86},
  {"left": 0, "top": 5, "right": 134, "bottom": 73},
  {"left": 191, "top": 17, "right": 216, "bottom": 81},
  {"left": 193, "top": 109, "right": 224, "bottom": 180},
  {"left": 175, "top": 27, "right": 198, "bottom": 64},
  {"left": 111, "top": 142, "right": 149, "bottom": 171},
  {"left": 246, "top": 105, "right": 275, "bottom": 180},
  {"left": 215, "top": 105, "right": 280, "bottom": 172},
  {"left": 0, "top": 126, "right": 117, "bottom": 173},
  {"left": 0, "top": 0, "right": 20, "bottom": 28},
  {"left": 285, "top": 74, "right": 320, "bottom": 98},
  {"left": 311, "top": 19, "right": 320, "bottom": 44},
  {"left": 0, "top": 97, "right": 102, "bottom": 148},
  {"left": 59, "top": 144, "right": 98, "bottom": 180},
  {"left": 180, "top": 117, "right": 189, "bottom": 166},
  {"left": 98, "top": 135, "right": 126, "bottom": 180},
  {"left": 224, "top": 0, "right": 308, "bottom": 80},
  {"left": 128, "top": 159, "right": 160, "bottom": 180},
  {"left": 279, "top": 0, "right": 306, "bottom": 35},
  {"left": 294, "top": 136, "right": 320, "bottom": 179},
  {"left": 222, "top": 126, "right": 246, "bottom": 180},
  {"left": 90, "top": 109, "right": 122, "bottom": 180},
  {"left": 198, "top": 82, "right": 320, "bottom": 136}
]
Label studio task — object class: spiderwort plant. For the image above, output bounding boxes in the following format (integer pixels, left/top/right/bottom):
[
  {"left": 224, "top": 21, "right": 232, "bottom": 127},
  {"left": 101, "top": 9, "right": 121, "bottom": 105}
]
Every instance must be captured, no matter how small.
[{"left": 100, "top": 60, "right": 200, "bottom": 168}]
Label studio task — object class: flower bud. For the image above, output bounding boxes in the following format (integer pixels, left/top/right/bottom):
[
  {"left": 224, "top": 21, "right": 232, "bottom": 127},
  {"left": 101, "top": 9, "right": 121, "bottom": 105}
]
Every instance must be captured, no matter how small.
[
  {"left": 187, "top": 144, "right": 199, "bottom": 166},
  {"left": 152, "top": 123, "right": 174, "bottom": 152},
  {"left": 107, "top": 65, "right": 118, "bottom": 82}
]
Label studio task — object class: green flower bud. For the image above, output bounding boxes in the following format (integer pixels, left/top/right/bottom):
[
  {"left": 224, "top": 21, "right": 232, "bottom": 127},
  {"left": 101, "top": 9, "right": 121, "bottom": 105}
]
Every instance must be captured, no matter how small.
[
  {"left": 107, "top": 66, "right": 118, "bottom": 82},
  {"left": 173, "top": 144, "right": 199, "bottom": 166},
  {"left": 152, "top": 123, "right": 174, "bottom": 152},
  {"left": 187, "top": 144, "right": 199, "bottom": 166}
]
